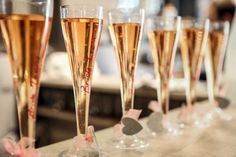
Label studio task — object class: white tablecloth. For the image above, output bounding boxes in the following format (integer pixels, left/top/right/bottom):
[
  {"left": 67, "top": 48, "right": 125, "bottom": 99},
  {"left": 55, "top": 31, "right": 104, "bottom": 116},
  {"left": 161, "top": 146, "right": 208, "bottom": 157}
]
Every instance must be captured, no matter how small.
[{"left": 39, "top": 106, "right": 236, "bottom": 157}]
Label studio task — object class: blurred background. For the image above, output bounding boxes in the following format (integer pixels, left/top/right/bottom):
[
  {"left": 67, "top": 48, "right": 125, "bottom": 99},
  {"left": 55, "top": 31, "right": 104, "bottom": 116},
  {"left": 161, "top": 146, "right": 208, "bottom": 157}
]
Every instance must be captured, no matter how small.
[{"left": 0, "top": 0, "right": 235, "bottom": 147}]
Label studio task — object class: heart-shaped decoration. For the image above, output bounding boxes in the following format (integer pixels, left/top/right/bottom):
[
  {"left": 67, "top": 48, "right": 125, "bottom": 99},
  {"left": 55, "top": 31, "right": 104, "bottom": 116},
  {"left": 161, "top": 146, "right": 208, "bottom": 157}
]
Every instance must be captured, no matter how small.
[
  {"left": 121, "top": 117, "right": 143, "bottom": 136},
  {"left": 216, "top": 96, "right": 230, "bottom": 109},
  {"left": 147, "top": 112, "right": 164, "bottom": 133}
]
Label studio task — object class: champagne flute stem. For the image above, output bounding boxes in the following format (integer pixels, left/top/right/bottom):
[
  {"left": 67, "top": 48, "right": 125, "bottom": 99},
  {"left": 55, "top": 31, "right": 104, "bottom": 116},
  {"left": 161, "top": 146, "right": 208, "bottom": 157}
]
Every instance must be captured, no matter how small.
[
  {"left": 157, "top": 77, "right": 169, "bottom": 115},
  {"left": 185, "top": 73, "right": 194, "bottom": 112},
  {"left": 74, "top": 80, "right": 91, "bottom": 135},
  {"left": 180, "top": 30, "right": 193, "bottom": 111},
  {"left": 157, "top": 76, "right": 170, "bottom": 129},
  {"left": 121, "top": 79, "right": 134, "bottom": 115},
  {"left": 190, "top": 81, "right": 197, "bottom": 109},
  {"left": 15, "top": 80, "right": 39, "bottom": 148}
]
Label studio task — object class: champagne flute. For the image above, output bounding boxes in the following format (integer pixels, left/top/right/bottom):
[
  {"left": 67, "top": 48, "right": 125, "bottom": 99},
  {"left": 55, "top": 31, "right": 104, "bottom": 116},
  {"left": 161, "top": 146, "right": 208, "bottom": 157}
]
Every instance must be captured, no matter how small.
[
  {"left": 0, "top": 0, "right": 53, "bottom": 149},
  {"left": 204, "top": 21, "right": 231, "bottom": 121},
  {"left": 209, "top": 21, "right": 229, "bottom": 96},
  {"left": 60, "top": 5, "right": 103, "bottom": 155},
  {"left": 147, "top": 16, "right": 181, "bottom": 134},
  {"left": 179, "top": 18, "right": 210, "bottom": 127},
  {"left": 108, "top": 8, "right": 148, "bottom": 149}
]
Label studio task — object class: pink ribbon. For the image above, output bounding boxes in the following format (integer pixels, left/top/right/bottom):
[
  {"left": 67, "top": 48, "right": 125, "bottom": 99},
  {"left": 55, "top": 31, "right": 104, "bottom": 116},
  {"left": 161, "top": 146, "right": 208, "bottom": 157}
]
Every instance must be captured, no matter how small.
[
  {"left": 0, "top": 137, "right": 40, "bottom": 157},
  {"left": 148, "top": 100, "right": 161, "bottom": 112},
  {"left": 74, "top": 126, "right": 95, "bottom": 148},
  {"left": 124, "top": 109, "right": 142, "bottom": 121},
  {"left": 84, "top": 126, "right": 94, "bottom": 144},
  {"left": 66, "top": 126, "right": 97, "bottom": 156}
]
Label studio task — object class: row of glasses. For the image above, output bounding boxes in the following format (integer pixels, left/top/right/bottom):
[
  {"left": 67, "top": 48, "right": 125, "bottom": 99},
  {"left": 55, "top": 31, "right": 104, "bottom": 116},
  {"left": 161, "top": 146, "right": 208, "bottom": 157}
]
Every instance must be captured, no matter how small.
[
  {"left": 147, "top": 17, "right": 230, "bottom": 133},
  {"left": 179, "top": 19, "right": 231, "bottom": 127},
  {"left": 0, "top": 0, "right": 231, "bottom": 155}
]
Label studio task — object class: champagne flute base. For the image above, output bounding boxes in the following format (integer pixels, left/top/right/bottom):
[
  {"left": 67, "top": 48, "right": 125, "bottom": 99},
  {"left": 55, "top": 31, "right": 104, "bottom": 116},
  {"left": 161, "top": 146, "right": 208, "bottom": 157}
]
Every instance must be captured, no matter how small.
[
  {"left": 178, "top": 110, "right": 211, "bottom": 129},
  {"left": 204, "top": 106, "right": 232, "bottom": 123},
  {"left": 109, "top": 134, "right": 149, "bottom": 150},
  {"left": 178, "top": 103, "right": 214, "bottom": 129},
  {"left": 163, "top": 121, "right": 182, "bottom": 136},
  {"left": 60, "top": 126, "right": 107, "bottom": 157},
  {"left": 60, "top": 148, "right": 107, "bottom": 157},
  {"left": 147, "top": 114, "right": 183, "bottom": 136}
]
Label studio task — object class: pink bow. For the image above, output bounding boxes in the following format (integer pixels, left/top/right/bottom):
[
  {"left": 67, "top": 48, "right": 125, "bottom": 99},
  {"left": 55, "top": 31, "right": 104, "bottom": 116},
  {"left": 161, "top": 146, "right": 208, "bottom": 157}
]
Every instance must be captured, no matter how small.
[
  {"left": 85, "top": 126, "right": 94, "bottom": 144},
  {"left": 66, "top": 126, "right": 97, "bottom": 156},
  {"left": 148, "top": 100, "right": 161, "bottom": 112},
  {"left": 73, "top": 126, "right": 95, "bottom": 149},
  {"left": 124, "top": 109, "right": 142, "bottom": 121},
  {"left": 0, "top": 137, "right": 40, "bottom": 157}
]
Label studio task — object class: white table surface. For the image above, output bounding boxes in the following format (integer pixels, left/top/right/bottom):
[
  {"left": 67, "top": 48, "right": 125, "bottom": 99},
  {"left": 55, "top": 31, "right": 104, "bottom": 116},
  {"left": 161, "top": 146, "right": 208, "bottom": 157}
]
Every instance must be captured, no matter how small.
[{"left": 39, "top": 106, "right": 236, "bottom": 157}]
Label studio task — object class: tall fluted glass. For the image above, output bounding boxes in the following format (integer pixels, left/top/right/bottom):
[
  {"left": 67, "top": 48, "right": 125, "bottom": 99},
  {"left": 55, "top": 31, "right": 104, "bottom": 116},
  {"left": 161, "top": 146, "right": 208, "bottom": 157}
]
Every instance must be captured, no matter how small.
[
  {"left": 108, "top": 9, "right": 144, "bottom": 115},
  {"left": 0, "top": 0, "right": 53, "bottom": 148},
  {"left": 180, "top": 18, "right": 210, "bottom": 126},
  {"left": 147, "top": 16, "right": 181, "bottom": 134},
  {"left": 209, "top": 21, "right": 229, "bottom": 97},
  {"left": 204, "top": 21, "right": 231, "bottom": 121},
  {"left": 108, "top": 8, "right": 148, "bottom": 149},
  {"left": 61, "top": 5, "right": 103, "bottom": 136}
]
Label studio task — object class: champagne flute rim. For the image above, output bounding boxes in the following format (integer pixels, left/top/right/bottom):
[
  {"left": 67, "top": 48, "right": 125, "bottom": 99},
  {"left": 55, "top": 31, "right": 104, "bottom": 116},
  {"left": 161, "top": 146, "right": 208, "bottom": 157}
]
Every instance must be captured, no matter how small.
[
  {"left": 108, "top": 8, "right": 145, "bottom": 17},
  {"left": 147, "top": 15, "right": 181, "bottom": 21},
  {"left": 146, "top": 16, "right": 181, "bottom": 32},
  {"left": 0, "top": 0, "right": 53, "bottom": 17},
  {"left": 182, "top": 18, "right": 210, "bottom": 31},
  {"left": 182, "top": 17, "right": 209, "bottom": 24},
  {"left": 107, "top": 8, "right": 145, "bottom": 25},
  {"left": 210, "top": 20, "right": 230, "bottom": 24},
  {"left": 4, "top": 0, "right": 48, "bottom": 5},
  {"left": 60, "top": 5, "right": 103, "bottom": 19},
  {"left": 210, "top": 21, "right": 230, "bottom": 36},
  {"left": 60, "top": 4, "right": 103, "bottom": 11},
  {"left": 210, "top": 20, "right": 230, "bottom": 29}
]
